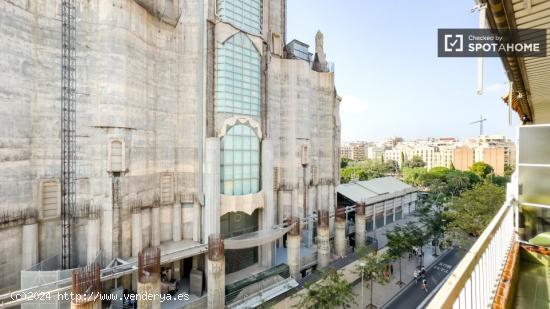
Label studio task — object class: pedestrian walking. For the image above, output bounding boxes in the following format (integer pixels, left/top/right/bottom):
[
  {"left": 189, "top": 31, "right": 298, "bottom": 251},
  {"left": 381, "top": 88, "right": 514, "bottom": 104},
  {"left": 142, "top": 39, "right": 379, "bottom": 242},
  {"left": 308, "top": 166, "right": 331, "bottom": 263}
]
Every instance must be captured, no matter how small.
[
  {"left": 390, "top": 263, "right": 394, "bottom": 276},
  {"left": 421, "top": 278, "right": 428, "bottom": 292},
  {"left": 413, "top": 269, "right": 419, "bottom": 283},
  {"left": 420, "top": 266, "right": 426, "bottom": 277}
]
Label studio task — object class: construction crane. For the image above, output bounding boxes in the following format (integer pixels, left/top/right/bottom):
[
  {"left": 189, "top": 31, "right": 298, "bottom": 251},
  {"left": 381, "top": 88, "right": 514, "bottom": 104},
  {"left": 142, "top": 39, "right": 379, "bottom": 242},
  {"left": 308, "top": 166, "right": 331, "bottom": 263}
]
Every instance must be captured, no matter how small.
[{"left": 470, "top": 115, "right": 487, "bottom": 136}]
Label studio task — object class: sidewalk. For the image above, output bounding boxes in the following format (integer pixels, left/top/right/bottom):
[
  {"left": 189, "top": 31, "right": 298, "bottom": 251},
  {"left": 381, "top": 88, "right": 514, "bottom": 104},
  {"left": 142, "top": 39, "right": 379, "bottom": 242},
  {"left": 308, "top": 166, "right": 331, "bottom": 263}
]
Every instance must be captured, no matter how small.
[
  {"left": 349, "top": 245, "right": 444, "bottom": 309},
  {"left": 271, "top": 244, "right": 446, "bottom": 309}
]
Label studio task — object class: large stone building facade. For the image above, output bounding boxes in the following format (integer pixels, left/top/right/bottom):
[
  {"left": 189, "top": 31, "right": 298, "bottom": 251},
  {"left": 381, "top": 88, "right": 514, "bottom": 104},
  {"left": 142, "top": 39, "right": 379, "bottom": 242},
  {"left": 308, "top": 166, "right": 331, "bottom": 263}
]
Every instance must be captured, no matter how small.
[{"left": 0, "top": 0, "right": 340, "bottom": 300}]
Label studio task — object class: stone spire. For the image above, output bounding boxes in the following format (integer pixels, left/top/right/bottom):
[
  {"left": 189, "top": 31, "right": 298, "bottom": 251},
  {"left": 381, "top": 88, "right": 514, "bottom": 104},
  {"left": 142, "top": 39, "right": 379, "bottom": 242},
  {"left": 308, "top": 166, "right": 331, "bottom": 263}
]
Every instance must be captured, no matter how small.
[{"left": 313, "top": 30, "right": 327, "bottom": 72}]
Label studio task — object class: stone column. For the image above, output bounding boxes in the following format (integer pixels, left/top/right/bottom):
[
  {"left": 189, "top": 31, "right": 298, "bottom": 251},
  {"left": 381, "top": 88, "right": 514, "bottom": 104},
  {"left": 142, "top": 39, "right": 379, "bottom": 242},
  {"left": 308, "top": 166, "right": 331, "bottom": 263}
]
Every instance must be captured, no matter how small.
[
  {"left": 173, "top": 261, "right": 181, "bottom": 281},
  {"left": 207, "top": 234, "right": 225, "bottom": 309},
  {"left": 87, "top": 210, "right": 101, "bottom": 264},
  {"left": 131, "top": 201, "right": 143, "bottom": 258},
  {"left": 21, "top": 213, "right": 38, "bottom": 270},
  {"left": 172, "top": 198, "right": 182, "bottom": 242},
  {"left": 137, "top": 247, "right": 161, "bottom": 309},
  {"left": 193, "top": 201, "right": 201, "bottom": 242},
  {"left": 316, "top": 210, "right": 330, "bottom": 268},
  {"left": 287, "top": 217, "right": 301, "bottom": 279},
  {"left": 260, "top": 139, "right": 275, "bottom": 267},
  {"left": 204, "top": 138, "right": 220, "bottom": 241},
  {"left": 355, "top": 203, "right": 366, "bottom": 250},
  {"left": 71, "top": 264, "right": 101, "bottom": 309},
  {"left": 151, "top": 198, "right": 160, "bottom": 247},
  {"left": 335, "top": 208, "right": 347, "bottom": 257}
]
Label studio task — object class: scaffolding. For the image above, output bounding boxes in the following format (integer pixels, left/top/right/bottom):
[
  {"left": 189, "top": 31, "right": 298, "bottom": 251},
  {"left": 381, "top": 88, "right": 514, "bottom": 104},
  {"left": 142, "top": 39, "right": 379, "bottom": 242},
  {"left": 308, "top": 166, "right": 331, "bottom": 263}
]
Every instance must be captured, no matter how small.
[{"left": 60, "top": 0, "right": 76, "bottom": 270}]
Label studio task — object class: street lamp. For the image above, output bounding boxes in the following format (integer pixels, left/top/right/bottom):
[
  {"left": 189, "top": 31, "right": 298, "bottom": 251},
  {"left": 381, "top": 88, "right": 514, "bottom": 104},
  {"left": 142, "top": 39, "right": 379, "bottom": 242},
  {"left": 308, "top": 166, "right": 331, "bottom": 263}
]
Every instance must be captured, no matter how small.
[{"left": 359, "top": 261, "right": 366, "bottom": 309}]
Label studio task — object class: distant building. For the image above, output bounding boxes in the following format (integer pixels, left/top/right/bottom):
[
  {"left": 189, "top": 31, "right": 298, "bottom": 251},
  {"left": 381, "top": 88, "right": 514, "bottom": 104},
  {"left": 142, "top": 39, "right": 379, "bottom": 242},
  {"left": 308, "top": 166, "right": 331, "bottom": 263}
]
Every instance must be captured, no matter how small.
[
  {"left": 453, "top": 135, "right": 516, "bottom": 176},
  {"left": 453, "top": 146, "right": 475, "bottom": 171},
  {"left": 341, "top": 141, "right": 367, "bottom": 161},
  {"left": 367, "top": 146, "right": 385, "bottom": 161},
  {"left": 381, "top": 136, "right": 514, "bottom": 173}
]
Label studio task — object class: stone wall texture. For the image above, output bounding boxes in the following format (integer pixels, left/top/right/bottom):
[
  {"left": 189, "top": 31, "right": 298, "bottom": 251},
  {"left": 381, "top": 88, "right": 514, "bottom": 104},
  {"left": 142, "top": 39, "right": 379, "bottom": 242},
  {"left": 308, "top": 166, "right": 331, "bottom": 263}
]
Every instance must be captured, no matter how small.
[{"left": 0, "top": 0, "right": 339, "bottom": 293}]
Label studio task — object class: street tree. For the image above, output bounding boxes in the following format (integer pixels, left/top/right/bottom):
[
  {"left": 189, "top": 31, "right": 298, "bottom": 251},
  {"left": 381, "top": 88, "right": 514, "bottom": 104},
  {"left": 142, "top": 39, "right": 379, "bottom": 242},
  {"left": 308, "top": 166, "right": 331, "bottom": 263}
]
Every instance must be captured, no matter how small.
[
  {"left": 296, "top": 269, "right": 356, "bottom": 309},
  {"left": 416, "top": 191, "right": 451, "bottom": 256},
  {"left": 355, "top": 249, "right": 390, "bottom": 309},
  {"left": 447, "top": 183, "right": 505, "bottom": 240},
  {"left": 404, "top": 222, "right": 428, "bottom": 267},
  {"left": 385, "top": 225, "right": 412, "bottom": 286},
  {"left": 402, "top": 167, "right": 428, "bottom": 187},
  {"left": 445, "top": 170, "right": 471, "bottom": 196},
  {"left": 404, "top": 155, "right": 426, "bottom": 168},
  {"left": 469, "top": 162, "right": 494, "bottom": 179}
]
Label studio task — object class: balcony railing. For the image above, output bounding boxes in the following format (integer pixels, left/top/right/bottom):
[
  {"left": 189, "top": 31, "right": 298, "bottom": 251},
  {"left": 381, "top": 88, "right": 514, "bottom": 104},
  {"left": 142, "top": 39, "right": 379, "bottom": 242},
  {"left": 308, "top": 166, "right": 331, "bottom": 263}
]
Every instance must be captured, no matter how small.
[{"left": 427, "top": 199, "right": 516, "bottom": 309}]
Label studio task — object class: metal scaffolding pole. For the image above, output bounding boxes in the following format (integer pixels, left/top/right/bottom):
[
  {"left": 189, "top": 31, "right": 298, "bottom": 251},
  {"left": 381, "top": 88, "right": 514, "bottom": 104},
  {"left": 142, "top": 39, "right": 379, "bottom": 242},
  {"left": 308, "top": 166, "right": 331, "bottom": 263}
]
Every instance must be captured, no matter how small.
[{"left": 61, "top": 0, "right": 76, "bottom": 270}]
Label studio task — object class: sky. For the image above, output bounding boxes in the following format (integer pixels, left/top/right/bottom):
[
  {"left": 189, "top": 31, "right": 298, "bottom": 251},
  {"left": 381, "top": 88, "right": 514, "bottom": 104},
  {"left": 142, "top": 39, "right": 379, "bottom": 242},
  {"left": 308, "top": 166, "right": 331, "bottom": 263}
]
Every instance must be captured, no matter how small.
[{"left": 287, "top": 0, "right": 520, "bottom": 142}]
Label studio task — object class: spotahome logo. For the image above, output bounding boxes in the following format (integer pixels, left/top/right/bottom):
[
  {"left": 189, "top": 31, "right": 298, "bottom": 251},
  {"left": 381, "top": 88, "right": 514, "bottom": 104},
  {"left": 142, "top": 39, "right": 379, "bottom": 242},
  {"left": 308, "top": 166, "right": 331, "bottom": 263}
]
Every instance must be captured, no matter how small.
[{"left": 438, "top": 29, "right": 547, "bottom": 57}]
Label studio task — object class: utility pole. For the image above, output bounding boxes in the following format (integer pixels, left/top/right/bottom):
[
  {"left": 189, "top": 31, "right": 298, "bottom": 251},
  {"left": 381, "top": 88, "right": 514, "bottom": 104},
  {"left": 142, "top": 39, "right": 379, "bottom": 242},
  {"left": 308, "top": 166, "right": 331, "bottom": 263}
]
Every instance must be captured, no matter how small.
[{"left": 470, "top": 115, "right": 487, "bottom": 136}]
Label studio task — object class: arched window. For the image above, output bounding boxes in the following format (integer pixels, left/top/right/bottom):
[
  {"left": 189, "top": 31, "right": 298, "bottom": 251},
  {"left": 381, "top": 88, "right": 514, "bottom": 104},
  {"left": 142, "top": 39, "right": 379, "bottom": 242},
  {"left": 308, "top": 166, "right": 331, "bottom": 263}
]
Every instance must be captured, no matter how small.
[
  {"left": 221, "top": 124, "right": 260, "bottom": 195},
  {"left": 216, "top": 33, "right": 261, "bottom": 116},
  {"left": 217, "top": 0, "right": 262, "bottom": 35}
]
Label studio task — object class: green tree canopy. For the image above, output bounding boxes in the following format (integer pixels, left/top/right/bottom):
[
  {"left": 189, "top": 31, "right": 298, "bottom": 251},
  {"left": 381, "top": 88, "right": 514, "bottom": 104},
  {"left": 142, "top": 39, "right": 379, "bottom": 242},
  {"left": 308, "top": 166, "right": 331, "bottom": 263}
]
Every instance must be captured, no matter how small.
[
  {"left": 447, "top": 183, "right": 505, "bottom": 238},
  {"left": 429, "top": 167, "right": 452, "bottom": 180},
  {"left": 469, "top": 162, "right": 494, "bottom": 179},
  {"left": 445, "top": 170, "right": 471, "bottom": 196},
  {"left": 404, "top": 155, "right": 426, "bottom": 168},
  {"left": 385, "top": 225, "right": 413, "bottom": 286},
  {"left": 297, "top": 269, "right": 356, "bottom": 309},
  {"left": 355, "top": 249, "right": 390, "bottom": 307},
  {"left": 341, "top": 157, "right": 351, "bottom": 168},
  {"left": 340, "top": 159, "right": 394, "bottom": 183},
  {"left": 402, "top": 167, "right": 428, "bottom": 186}
]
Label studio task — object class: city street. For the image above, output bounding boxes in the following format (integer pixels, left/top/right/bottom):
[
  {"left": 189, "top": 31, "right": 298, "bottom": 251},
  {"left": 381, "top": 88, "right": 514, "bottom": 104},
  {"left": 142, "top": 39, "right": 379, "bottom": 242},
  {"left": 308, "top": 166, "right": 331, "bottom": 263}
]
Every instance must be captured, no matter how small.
[{"left": 381, "top": 247, "right": 466, "bottom": 309}]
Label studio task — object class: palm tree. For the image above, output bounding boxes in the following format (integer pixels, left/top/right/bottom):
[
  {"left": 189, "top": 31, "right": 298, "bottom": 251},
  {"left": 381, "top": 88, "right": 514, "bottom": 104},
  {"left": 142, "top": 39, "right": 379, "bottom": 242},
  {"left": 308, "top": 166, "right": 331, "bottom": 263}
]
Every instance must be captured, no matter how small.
[{"left": 355, "top": 248, "right": 390, "bottom": 309}]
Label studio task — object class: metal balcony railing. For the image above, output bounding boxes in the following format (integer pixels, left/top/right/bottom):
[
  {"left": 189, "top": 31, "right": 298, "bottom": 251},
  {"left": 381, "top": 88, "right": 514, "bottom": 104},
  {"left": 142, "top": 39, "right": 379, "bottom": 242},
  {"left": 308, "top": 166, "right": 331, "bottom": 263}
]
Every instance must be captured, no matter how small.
[{"left": 427, "top": 200, "right": 516, "bottom": 309}]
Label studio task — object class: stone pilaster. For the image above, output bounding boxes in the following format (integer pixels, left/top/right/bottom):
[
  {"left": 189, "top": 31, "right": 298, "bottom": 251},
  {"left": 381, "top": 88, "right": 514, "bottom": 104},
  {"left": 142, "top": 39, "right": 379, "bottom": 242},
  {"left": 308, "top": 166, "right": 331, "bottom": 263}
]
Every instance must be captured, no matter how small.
[
  {"left": 21, "top": 214, "right": 38, "bottom": 270},
  {"left": 287, "top": 217, "right": 301, "bottom": 279},
  {"left": 207, "top": 234, "right": 225, "bottom": 309},
  {"left": 172, "top": 196, "right": 182, "bottom": 242},
  {"left": 151, "top": 198, "right": 160, "bottom": 247},
  {"left": 260, "top": 139, "right": 274, "bottom": 267},
  {"left": 204, "top": 138, "right": 220, "bottom": 241},
  {"left": 335, "top": 208, "right": 347, "bottom": 257},
  {"left": 355, "top": 203, "right": 366, "bottom": 249},
  {"left": 87, "top": 210, "right": 101, "bottom": 264},
  {"left": 316, "top": 210, "right": 330, "bottom": 268}
]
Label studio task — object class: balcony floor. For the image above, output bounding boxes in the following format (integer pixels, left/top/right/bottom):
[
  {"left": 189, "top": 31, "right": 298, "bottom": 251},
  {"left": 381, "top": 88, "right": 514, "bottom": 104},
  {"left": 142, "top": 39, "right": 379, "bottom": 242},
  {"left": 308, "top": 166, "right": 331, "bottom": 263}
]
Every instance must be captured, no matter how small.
[{"left": 514, "top": 257, "right": 550, "bottom": 308}]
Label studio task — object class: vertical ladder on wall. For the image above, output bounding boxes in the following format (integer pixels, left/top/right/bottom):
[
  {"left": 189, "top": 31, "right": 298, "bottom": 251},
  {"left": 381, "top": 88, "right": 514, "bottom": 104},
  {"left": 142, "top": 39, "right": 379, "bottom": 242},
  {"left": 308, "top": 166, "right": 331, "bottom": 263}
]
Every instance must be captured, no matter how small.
[{"left": 61, "top": 0, "right": 76, "bottom": 270}]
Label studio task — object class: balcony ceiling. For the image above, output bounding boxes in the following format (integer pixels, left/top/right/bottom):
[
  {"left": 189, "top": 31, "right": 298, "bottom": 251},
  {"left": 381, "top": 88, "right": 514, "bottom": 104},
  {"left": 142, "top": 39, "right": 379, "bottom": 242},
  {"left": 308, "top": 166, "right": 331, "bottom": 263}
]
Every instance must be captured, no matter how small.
[{"left": 511, "top": 0, "right": 550, "bottom": 123}]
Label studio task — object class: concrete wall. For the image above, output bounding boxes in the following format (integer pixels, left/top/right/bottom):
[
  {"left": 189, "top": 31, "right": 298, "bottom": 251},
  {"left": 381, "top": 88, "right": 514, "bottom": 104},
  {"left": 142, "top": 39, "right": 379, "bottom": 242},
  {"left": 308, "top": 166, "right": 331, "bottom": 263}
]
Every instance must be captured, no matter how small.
[
  {"left": 0, "top": 0, "right": 203, "bottom": 291},
  {"left": 0, "top": 0, "right": 340, "bottom": 293},
  {"left": 267, "top": 58, "right": 339, "bottom": 222}
]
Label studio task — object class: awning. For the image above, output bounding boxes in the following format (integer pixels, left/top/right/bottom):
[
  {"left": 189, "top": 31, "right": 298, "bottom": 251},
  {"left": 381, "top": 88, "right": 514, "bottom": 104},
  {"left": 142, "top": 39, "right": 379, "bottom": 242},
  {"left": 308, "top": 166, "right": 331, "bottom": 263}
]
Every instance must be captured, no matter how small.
[{"left": 225, "top": 225, "right": 295, "bottom": 250}]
